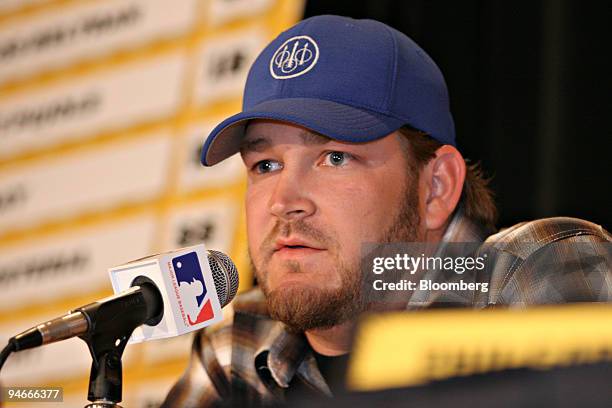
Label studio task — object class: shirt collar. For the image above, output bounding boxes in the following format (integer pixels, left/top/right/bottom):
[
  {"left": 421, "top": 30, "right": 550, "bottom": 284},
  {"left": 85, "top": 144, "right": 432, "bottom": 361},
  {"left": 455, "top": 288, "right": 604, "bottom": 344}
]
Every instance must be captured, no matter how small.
[
  {"left": 440, "top": 204, "right": 492, "bottom": 244},
  {"left": 254, "top": 323, "right": 307, "bottom": 388},
  {"left": 253, "top": 322, "right": 332, "bottom": 396}
]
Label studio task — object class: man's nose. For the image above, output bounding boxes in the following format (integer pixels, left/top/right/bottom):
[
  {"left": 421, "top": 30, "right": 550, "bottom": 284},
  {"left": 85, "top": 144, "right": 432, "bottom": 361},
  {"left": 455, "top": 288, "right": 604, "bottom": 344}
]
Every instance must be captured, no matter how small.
[{"left": 268, "top": 168, "right": 316, "bottom": 221}]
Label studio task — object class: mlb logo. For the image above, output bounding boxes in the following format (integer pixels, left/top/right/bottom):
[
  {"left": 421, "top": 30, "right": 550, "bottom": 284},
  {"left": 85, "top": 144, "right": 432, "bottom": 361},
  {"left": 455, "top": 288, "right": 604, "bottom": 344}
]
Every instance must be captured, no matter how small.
[{"left": 172, "top": 252, "right": 215, "bottom": 326}]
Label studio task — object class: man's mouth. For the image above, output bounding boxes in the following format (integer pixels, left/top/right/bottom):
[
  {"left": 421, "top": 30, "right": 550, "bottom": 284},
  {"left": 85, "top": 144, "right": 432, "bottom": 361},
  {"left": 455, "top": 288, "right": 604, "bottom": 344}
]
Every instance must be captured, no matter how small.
[{"left": 273, "top": 238, "right": 325, "bottom": 257}]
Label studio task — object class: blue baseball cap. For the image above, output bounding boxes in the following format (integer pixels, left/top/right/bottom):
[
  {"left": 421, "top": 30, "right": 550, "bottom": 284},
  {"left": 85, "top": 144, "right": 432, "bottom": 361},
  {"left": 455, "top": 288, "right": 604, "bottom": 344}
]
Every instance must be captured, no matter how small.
[{"left": 201, "top": 15, "right": 455, "bottom": 166}]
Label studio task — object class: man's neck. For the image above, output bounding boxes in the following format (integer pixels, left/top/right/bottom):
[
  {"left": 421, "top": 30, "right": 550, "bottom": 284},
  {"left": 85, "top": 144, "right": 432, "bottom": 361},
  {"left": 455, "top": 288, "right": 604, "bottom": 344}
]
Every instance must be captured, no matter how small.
[{"left": 304, "top": 320, "right": 356, "bottom": 356}]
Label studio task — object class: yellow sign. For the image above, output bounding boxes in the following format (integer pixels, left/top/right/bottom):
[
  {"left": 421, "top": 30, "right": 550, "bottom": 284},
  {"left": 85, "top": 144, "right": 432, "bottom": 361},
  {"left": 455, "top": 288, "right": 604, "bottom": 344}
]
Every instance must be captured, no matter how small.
[{"left": 348, "top": 304, "right": 612, "bottom": 391}]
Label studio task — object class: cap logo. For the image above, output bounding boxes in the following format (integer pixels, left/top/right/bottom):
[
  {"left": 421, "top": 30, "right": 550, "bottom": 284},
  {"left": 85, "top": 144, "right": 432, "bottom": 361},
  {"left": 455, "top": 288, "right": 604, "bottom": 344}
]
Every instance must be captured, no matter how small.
[{"left": 270, "top": 35, "right": 319, "bottom": 79}]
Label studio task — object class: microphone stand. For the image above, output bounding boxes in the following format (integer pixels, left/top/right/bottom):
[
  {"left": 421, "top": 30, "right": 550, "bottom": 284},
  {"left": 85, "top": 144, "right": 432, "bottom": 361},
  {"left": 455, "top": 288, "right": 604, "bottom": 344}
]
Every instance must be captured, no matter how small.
[
  {"left": 80, "top": 324, "right": 128, "bottom": 408},
  {"left": 77, "top": 281, "right": 162, "bottom": 407}
]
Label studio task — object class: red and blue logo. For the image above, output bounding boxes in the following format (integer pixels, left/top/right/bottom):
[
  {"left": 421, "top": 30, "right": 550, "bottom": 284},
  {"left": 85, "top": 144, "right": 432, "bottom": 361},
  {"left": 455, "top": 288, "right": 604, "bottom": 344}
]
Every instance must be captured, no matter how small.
[{"left": 173, "top": 252, "right": 214, "bottom": 326}]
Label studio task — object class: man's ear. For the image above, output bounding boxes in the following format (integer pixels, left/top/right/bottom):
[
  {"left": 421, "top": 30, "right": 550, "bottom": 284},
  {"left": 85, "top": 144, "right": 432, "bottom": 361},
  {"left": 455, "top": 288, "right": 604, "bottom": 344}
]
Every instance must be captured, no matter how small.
[{"left": 420, "top": 145, "right": 466, "bottom": 232}]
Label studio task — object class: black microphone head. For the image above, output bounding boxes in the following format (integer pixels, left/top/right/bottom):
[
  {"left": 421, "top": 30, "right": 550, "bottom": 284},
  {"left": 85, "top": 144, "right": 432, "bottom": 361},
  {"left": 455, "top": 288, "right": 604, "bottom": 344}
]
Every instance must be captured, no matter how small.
[{"left": 206, "top": 250, "right": 239, "bottom": 307}]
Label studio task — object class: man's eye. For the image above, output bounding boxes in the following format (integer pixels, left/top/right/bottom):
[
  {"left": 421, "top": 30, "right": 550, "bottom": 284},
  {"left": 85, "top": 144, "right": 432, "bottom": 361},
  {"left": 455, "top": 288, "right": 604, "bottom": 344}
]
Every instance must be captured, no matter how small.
[
  {"left": 253, "top": 160, "right": 282, "bottom": 174},
  {"left": 323, "top": 151, "right": 351, "bottom": 167}
]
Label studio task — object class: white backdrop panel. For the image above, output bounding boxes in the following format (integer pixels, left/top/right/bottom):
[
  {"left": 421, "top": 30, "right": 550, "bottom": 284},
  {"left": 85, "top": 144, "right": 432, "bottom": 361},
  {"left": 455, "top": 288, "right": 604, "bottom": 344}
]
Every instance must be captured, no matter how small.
[
  {"left": 0, "top": 133, "right": 171, "bottom": 231},
  {"left": 178, "top": 121, "right": 244, "bottom": 193},
  {"left": 0, "top": 0, "right": 197, "bottom": 84},
  {"left": 162, "top": 198, "right": 240, "bottom": 254},
  {"left": 0, "top": 52, "right": 185, "bottom": 158},
  {"left": 193, "top": 27, "right": 267, "bottom": 107},
  {"left": 0, "top": 213, "right": 157, "bottom": 311}
]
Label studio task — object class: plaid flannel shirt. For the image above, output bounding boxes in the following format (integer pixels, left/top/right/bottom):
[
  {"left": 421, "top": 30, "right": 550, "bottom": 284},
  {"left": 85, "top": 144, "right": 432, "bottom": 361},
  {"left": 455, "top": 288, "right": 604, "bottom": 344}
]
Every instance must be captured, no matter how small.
[{"left": 161, "top": 208, "right": 611, "bottom": 407}]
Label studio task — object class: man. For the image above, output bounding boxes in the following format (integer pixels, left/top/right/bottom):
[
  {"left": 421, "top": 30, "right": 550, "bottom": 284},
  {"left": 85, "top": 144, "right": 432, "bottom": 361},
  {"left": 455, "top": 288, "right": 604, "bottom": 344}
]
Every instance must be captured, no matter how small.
[{"left": 163, "top": 15, "right": 611, "bottom": 407}]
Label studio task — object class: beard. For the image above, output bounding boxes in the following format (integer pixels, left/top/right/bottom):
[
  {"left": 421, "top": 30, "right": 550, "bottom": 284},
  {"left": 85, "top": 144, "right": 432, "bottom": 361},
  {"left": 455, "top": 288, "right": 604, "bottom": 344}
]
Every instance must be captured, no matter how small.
[{"left": 252, "top": 176, "right": 421, "bottom": 333}]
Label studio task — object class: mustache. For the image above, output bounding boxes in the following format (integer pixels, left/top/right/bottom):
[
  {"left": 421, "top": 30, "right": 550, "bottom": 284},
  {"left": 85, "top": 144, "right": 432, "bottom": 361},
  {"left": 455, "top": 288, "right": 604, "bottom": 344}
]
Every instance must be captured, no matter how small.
[{"left": 260, "top": 220, "right": 334, "bottom": 263}]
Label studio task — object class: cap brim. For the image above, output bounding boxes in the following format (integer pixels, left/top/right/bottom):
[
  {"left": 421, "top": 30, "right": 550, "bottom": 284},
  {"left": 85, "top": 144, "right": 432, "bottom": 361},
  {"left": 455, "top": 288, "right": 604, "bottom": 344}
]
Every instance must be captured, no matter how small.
[{"left": 201, "top": 98, "right": 406, "bottom": 166}]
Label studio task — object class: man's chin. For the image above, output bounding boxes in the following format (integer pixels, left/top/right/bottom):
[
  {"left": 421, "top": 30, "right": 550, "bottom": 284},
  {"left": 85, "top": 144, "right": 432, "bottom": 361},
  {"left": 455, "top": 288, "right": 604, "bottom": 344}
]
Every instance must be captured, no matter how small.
[
  {"left": 266, "top": 273, "right": 320, "bottom": 292},
  {"left": 263, "top": 284, "right": 362, "bottom": 333}
]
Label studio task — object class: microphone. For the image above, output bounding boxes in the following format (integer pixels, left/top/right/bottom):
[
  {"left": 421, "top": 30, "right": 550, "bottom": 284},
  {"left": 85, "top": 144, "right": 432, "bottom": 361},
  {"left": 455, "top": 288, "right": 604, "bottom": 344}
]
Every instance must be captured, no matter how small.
[{"left": 2, "top": 245, "right": 238, "bottom": 361}]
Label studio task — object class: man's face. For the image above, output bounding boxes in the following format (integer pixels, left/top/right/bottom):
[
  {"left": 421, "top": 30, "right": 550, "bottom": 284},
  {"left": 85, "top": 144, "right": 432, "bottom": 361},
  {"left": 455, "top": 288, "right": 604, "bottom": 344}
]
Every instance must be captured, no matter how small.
[{"left": 241, "top": 120, "right": 421, "bottom": 331}]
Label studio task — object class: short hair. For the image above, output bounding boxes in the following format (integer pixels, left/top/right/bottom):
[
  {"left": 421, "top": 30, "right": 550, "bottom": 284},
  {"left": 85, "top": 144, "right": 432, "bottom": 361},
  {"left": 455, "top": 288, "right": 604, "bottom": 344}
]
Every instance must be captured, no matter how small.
[{"left": 398, "top": 126, "right": 498, "bottom": 232}]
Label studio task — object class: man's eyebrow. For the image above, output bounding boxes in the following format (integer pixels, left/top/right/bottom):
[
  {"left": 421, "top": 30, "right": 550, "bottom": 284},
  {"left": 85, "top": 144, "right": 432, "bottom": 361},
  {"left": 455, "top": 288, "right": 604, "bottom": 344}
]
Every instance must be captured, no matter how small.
[
  {"left": 240, "top": 137, "right": 270, "bottom": 154},
  {"left": 301, "top": 130, "right": 329, "bottom": 145},
  {"left": 240, "top": 130, "right": 330, "bottom": 154}
]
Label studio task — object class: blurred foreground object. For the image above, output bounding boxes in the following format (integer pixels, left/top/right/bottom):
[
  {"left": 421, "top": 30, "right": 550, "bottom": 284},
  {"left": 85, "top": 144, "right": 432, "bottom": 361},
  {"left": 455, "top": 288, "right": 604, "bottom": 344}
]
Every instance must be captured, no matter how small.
[{"left": 348, "top": 304, "right": 612, "bottom": 390}]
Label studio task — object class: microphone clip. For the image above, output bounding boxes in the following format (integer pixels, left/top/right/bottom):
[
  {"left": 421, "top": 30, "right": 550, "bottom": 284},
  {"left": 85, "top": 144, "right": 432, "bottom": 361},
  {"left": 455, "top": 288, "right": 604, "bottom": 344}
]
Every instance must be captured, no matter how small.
[{"left": 78, "top": 281, "right": 161, "bottom": 408}]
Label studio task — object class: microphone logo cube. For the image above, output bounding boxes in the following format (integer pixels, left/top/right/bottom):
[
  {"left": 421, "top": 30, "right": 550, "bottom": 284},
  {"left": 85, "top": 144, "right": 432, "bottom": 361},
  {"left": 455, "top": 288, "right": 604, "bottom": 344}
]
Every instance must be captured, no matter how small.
[
  {"left": 172, "top": 252, "right": 214, "bottom": 326},
  {"left": 108, "top": 244, "right": 224, "bottom": 344}
]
